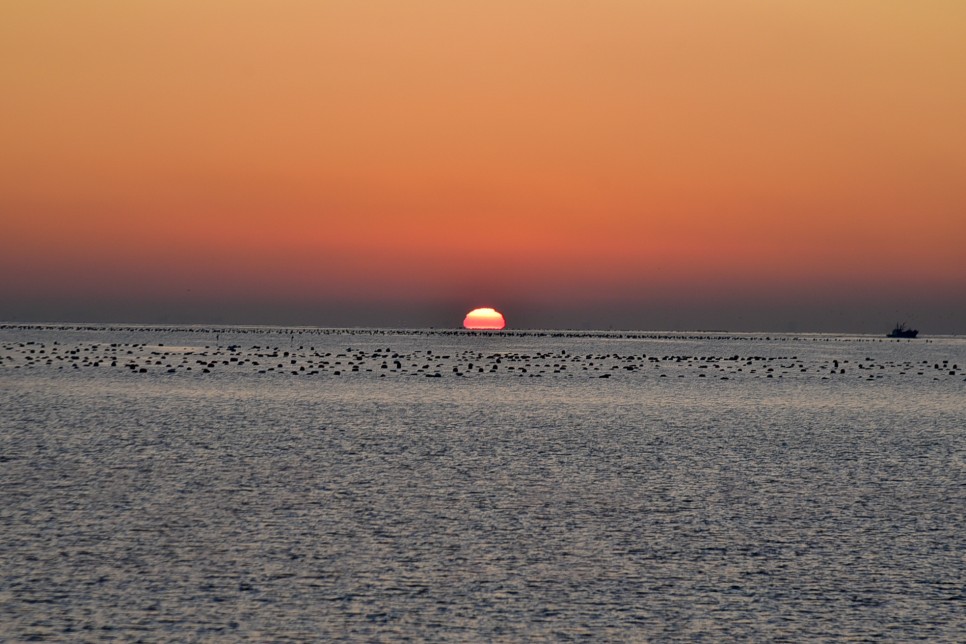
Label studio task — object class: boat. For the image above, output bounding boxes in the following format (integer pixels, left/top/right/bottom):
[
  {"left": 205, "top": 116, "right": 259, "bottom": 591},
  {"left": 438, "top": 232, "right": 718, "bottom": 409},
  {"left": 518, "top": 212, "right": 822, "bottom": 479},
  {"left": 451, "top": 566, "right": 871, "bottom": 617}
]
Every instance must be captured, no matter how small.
[{"left": 887, "top": 323, "right": 918, "bottom": 338}]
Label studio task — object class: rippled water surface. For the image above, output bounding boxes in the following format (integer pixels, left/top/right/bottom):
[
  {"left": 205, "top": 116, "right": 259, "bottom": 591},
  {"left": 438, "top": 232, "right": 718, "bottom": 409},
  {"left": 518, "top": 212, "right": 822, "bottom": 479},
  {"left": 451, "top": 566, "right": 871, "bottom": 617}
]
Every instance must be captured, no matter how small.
[{"left": 2, "top": 325, "right": 964, "bottom": 641}]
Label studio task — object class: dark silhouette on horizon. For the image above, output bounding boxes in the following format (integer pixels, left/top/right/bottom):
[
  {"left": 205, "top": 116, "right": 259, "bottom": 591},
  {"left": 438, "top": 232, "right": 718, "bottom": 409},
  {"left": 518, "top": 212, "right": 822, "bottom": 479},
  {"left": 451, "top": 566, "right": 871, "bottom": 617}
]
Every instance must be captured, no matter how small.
[{"left": 887, "top": 322, "right": 919, "bottom": 338}]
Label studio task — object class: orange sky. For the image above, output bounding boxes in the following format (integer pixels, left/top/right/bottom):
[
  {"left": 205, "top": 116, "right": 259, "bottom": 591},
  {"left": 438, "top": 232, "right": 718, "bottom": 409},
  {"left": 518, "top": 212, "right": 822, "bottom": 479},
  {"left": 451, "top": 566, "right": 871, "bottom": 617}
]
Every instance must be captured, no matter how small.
[{"left": 2, "top": 1, "right": 965, "bottom": 330}]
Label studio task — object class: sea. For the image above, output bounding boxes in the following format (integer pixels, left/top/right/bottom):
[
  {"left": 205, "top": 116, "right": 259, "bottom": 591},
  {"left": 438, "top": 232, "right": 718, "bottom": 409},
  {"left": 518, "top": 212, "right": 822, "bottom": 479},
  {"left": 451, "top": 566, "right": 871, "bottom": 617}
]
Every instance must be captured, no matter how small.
[{"left": 1, "top": 324, "right": 964, "bottom": 642}]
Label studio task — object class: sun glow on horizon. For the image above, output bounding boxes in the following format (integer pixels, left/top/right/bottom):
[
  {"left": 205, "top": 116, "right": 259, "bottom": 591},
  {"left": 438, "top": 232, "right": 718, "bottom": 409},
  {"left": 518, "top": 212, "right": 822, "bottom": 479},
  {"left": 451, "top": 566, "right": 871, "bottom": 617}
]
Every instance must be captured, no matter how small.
[{"left": 463, "top": 308, "right": 506, "bottom": 330}]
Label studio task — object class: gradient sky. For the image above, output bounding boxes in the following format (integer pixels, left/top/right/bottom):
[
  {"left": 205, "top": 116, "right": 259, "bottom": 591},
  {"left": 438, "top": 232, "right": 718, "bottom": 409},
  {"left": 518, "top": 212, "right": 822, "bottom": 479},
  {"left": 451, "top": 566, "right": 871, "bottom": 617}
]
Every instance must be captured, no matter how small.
[{"left": 2, "top": 1, "right": 965, "bottom": 331}]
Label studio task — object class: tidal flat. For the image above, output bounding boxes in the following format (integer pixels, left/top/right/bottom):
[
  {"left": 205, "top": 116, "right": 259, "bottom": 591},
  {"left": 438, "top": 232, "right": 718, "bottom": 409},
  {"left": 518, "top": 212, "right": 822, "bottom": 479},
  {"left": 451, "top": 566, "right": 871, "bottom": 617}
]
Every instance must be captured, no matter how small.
[{"left": 2, "top": 325, "right": 964, "bottom": 641}]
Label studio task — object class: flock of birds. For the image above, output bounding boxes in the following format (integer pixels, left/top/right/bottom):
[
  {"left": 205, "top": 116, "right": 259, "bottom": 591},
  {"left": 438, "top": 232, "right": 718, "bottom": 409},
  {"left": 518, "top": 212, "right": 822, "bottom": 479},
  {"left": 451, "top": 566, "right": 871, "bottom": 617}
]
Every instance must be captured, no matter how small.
[{"left": 2, "top": 338, "right": 962, "bottom": 382}]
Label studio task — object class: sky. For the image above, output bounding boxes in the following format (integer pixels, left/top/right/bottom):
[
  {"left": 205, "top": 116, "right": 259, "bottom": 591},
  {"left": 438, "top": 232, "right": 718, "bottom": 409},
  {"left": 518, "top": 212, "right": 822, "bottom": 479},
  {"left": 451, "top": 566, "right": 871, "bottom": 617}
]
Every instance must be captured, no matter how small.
[{"left": 2, "top": 1, "right": 965, "bottom": 332}]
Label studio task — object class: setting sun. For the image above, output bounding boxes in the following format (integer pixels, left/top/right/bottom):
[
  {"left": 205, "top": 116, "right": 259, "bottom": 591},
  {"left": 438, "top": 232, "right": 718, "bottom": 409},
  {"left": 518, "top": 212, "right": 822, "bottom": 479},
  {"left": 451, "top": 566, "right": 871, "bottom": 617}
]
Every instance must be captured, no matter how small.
[{"left": 463, "top": 308, "right": 506, "bottom": 330}]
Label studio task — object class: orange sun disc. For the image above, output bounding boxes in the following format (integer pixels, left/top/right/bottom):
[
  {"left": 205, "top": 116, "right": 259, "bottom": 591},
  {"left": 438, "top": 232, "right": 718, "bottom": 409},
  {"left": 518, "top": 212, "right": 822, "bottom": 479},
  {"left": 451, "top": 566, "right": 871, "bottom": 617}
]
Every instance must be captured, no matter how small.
[{"left": 463, "top": 307, "right": 506, "bottom": 330}]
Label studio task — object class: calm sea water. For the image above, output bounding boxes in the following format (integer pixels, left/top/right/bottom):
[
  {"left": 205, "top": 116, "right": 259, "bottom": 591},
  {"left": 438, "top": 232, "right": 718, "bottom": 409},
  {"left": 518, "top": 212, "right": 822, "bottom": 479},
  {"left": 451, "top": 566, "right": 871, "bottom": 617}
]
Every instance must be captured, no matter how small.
[{"left": 2, "top": 325, "right": 964, "bottom": 641}]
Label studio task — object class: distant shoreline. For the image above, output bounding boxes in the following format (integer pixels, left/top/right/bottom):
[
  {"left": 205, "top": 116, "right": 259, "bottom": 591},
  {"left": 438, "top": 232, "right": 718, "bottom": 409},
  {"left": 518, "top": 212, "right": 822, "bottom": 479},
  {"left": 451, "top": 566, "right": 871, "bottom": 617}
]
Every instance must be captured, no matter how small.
[{"left": 1, "top": 322, "right": 955, "bottom": 342}]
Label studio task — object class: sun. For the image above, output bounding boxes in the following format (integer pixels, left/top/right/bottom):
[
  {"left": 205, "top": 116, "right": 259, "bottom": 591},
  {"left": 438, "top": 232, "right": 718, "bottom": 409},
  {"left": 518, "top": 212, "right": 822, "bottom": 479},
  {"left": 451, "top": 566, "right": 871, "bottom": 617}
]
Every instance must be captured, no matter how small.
[{"left": 463, "top": 307, "right": 506, "bottom": 330}]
